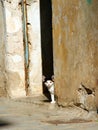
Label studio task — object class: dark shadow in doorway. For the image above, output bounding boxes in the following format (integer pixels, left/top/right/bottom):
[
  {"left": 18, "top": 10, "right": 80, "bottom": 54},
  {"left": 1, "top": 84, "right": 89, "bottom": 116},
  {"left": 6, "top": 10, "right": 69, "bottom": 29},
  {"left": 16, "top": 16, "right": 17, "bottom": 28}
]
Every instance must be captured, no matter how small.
[{"left": 40, "top": 0, "right": 54, "bottom": 100}]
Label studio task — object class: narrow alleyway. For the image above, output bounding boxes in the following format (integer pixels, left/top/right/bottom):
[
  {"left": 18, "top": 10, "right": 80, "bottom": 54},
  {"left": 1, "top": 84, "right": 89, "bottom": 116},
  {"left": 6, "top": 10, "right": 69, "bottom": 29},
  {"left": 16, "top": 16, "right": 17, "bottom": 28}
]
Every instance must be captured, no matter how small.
[{"left": 0, "top": 96, "right": 98, "bottom": 130}]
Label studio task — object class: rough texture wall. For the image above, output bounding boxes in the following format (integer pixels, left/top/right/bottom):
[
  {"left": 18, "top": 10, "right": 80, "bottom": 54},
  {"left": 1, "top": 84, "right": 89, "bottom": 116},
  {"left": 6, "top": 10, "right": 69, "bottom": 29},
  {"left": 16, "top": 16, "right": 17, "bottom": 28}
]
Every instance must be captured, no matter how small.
[
  {"left": 4, "top": 0, "right": 26, "bottom": 98},
  {"left": 52, "top": 0, "right": 98, "bottom": 111},
  {"left": 27, "top": 0, "right": 42, "bottom": 96},
  {"left": 0, "top": 1, "right": 7, "bottom": 97},
  {"left": 0, "top": 0, "right": 42, "bottom": 98}
]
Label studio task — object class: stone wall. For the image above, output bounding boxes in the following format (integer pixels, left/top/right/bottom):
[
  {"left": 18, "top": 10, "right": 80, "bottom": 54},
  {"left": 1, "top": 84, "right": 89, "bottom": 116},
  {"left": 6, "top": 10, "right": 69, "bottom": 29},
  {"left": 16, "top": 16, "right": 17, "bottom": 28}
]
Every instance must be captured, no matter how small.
[
  {"left": 0, "top": 1, "right": 7, "bottom": 97},
  {"left": 52, "top": 0, "right": 98, "bottom": 111},
  {"left": 27, "top": 0, "right": 42, "bottom": 96},
  {"left": 1, "top": 0, "right": 42, "bottom": 98},
  {"left": 4, "top": 0, "right": 26, "bottom": 98}
]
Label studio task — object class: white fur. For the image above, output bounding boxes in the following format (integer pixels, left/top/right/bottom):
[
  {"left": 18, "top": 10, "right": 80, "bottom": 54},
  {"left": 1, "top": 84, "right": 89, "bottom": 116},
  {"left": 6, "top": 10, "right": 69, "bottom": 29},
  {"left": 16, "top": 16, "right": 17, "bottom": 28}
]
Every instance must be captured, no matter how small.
[{"left": 44, "top": 80, "right": 56, "bottom": 103}]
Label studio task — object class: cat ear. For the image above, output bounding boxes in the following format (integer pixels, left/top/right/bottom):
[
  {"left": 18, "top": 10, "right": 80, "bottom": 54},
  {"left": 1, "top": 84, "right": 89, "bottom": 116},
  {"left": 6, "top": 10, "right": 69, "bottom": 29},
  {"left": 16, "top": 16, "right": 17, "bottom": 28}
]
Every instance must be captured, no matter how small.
[
  {"left": 44, "top": 82, "right": 48, "bottom": 86},
  {"left": 42, "top": 75, "right": 46, "bottom": 82},
  {"left": 51, "top": 75, "right": 54, "bottom": 82}
]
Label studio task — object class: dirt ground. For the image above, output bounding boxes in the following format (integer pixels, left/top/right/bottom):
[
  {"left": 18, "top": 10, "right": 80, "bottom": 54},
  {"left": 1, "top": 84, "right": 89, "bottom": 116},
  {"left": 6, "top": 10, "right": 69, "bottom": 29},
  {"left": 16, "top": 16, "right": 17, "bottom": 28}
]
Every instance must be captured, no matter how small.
[{"left": 0, "top": 95, "right": 98, "bottom": 130}]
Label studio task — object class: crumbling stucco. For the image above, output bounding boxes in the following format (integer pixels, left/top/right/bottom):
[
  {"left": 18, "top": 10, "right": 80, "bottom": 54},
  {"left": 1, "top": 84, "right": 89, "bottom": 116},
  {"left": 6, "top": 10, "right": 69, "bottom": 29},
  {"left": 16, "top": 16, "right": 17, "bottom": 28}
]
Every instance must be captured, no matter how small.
[
  {"left": 4, "top": 0, "right": 26, "bottom": 98},
  {"left": 0, "top": 1, "right": 7, "bottom": 97},
  {"left": 52, "top": 0, "right": 98, "bottom": 111},
  {"left": 75, "top": 84, "right": 96, "bottom": 111},
  {"left": 1, "top": 0, "right": 42, "bottom": 97},
  {"left": 27, "top": 0, "right": 42, "bottom": 96}
]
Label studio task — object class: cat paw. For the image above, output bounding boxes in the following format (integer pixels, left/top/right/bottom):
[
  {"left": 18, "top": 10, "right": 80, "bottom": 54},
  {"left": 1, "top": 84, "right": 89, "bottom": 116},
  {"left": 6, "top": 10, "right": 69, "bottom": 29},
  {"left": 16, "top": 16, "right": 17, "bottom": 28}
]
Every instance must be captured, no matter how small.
[{"left": 51, "top": 101, "right": 56, "bottom": 104}]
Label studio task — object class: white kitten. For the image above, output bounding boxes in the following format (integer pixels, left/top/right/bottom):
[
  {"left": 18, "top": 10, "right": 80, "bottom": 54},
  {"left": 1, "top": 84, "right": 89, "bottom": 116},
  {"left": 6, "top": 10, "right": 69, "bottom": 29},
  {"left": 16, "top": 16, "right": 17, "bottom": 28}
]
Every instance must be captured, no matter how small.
[
  {"left": 44, "top": 80, "right": 56, "bottom": 103},
  {"left": 43, "top": 75, "right": 56, "bottom": 103}
]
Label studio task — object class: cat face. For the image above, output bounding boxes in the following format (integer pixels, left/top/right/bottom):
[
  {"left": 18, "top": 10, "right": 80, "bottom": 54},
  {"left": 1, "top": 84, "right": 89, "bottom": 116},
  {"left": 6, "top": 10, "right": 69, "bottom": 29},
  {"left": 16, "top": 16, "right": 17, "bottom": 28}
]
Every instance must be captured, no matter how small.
[{"left": 44, "top": 80, "right": 54, "bottom": 88}]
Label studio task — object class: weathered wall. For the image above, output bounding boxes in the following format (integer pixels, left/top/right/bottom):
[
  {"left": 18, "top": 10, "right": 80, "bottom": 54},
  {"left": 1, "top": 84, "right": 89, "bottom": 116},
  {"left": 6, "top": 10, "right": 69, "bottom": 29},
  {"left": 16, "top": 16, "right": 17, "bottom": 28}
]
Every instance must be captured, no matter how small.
[
  {"left": 27, "top": 0, "right": 42, "bottom": 96},
  {"left": 4, "top": 0, "right": 26, "bottom": 98},
  {"left": 52, "top": 0, "right": 98, "bottom": 111},
  {"left": 0, "top": 1, "right": 7, "bottom": 97},
  {"left": 0, "top": 0, "right": 42, "bottom": 98}
]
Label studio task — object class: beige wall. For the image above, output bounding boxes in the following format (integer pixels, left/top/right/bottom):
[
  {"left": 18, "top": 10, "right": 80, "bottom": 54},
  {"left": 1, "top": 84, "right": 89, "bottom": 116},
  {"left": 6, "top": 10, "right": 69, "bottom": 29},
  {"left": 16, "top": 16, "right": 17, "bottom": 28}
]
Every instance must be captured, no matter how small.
[
  {"left": 27, "top": 0, "right": 42, "bottom": 96},
  {"left": 0, "top": 1, "right": 7, "bottom": 97},
  {"left": 52, "top": 0, "right": 98, "bottom": 110},
  {"left": 1, "top": 0, "right": 42, "bottom": 98},
  {"left": 4, "top": 0, "right": 26, "bottom": 98}
]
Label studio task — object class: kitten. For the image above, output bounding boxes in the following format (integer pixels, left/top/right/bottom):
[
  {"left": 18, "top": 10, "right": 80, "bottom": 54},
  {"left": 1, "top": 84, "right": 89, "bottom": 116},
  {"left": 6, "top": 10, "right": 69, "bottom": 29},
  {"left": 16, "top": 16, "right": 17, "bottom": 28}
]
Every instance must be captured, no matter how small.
[{"left": 43, "top": 76, "right": 56, "bottom": 103}]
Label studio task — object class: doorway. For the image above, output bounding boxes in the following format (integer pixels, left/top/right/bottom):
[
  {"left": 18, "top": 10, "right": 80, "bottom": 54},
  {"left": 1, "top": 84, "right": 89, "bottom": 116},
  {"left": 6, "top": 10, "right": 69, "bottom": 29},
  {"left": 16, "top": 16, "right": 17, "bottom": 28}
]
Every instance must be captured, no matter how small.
[{"left": 40, "top": 0, "right": 54, "bottom": 100}]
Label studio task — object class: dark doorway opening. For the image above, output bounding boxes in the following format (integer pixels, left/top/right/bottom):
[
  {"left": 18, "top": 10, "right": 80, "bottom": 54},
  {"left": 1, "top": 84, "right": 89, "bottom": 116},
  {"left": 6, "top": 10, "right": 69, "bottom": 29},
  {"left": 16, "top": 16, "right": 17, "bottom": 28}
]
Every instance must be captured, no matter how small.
[{"left": 40, "top": 0, "right": 54, "bottom": 100}]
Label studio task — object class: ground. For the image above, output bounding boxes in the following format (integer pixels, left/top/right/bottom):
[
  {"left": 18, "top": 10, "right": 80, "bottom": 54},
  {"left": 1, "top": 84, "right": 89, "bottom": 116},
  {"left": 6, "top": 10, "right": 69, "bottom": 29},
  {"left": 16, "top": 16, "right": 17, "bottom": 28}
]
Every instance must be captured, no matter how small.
[{"left": 0, "top": 95, "right": 98, "bottom": 130}]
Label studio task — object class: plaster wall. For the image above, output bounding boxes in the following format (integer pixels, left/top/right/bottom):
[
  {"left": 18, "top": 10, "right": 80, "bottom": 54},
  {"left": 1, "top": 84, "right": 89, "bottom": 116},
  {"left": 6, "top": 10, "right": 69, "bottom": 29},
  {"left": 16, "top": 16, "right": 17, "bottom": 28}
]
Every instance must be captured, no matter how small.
[
  {"left": 0, "top": 1, "right": 7, "bottom": 97},
  {"left": 4, "top": 0, "right": 26, "bottom": 98},
  {"left": 0, "top": 0, "right": 42, "bottom": 98},
  {"left": 52, "top": 0, "right": 98, "bottom": 110},
  {"left": 27, "top": 0, "right": 42, "bottom": 96}
]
